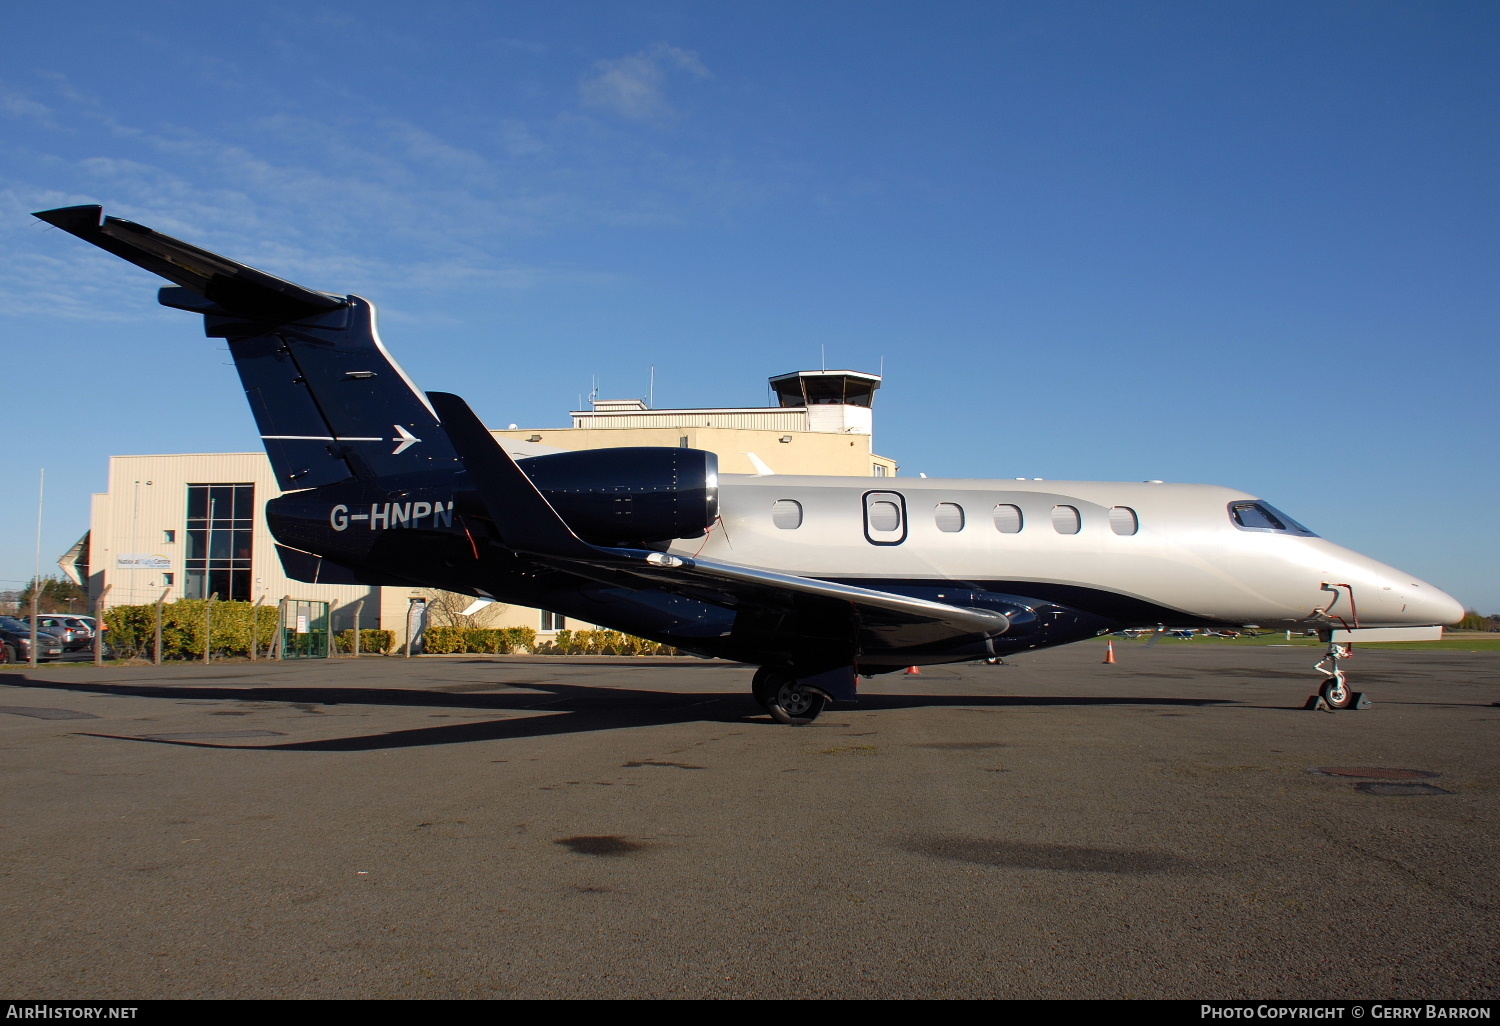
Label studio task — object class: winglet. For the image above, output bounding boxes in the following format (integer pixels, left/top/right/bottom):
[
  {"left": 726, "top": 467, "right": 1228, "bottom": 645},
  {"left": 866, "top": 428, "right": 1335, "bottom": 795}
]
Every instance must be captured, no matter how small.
[{"left": 427, "top": 391, "right": 601, "bottom": 559}]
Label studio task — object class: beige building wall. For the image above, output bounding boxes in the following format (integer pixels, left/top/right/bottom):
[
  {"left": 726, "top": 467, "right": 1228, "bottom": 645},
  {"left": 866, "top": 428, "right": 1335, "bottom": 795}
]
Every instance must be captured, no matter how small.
[
  {"left": 89, "top": 453, "right": 379, "bottom": 629},
  {"left": 492, "top": 425, "right": 897, "bottom": 478}
]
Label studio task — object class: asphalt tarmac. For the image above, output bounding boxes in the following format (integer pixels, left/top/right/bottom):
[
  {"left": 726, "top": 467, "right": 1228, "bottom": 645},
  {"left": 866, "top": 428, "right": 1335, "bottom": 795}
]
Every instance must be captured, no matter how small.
[{"left": 1, "top": 642, "right": 1496, "bottom": 1000}]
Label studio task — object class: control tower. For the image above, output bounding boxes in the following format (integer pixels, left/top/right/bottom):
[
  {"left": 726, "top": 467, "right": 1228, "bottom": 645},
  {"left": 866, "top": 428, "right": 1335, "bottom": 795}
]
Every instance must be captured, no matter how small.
[{"left": 767, "top": 369, "right": 882, "bottom": 435}]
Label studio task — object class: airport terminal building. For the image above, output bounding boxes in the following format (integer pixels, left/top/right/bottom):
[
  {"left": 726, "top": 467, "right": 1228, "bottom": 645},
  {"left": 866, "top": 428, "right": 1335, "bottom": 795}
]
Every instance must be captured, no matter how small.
[{"left": 62, "top": 369, "right": 897, "bottom": 638}]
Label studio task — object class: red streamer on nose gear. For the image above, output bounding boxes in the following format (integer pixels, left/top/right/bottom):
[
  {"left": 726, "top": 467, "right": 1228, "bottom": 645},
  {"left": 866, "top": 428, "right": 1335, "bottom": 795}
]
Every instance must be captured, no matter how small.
[{"left": 1322, "top": 582, "right": 1361, "bottom": 656}]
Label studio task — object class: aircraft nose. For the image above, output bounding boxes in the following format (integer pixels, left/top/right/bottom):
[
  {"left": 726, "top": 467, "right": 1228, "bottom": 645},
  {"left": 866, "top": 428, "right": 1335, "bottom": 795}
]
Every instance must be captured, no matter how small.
[{"left": 1413, "top": 585, "right": 1466, "bottom": 627}]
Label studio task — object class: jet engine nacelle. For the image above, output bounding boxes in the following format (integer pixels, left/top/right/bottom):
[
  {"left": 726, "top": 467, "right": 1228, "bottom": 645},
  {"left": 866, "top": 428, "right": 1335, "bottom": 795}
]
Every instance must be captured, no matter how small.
[{"left": 520, "top": 447, "right": 719, "bottom": 546}]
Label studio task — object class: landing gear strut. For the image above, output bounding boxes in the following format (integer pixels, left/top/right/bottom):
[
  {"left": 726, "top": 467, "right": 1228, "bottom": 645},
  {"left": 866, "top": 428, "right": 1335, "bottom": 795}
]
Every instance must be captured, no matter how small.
[
  {"left": 752, "top": 666, "right": 828, "bottom": 726},
  {"left": 1307, "top": 642, "right": 1368, "bottom": 711}
]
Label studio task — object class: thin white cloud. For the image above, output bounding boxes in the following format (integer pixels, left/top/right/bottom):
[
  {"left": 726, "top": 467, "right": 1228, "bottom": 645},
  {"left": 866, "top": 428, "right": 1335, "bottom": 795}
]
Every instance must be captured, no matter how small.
[
  {"left": 579, "top": 43, "right": 710, "bottom": 124},
  {"left": 0, "top": 58, "right": 771, "bottom": 321},
  {"left": 0, "top": 82, "right": 58, "bottom": 128}
]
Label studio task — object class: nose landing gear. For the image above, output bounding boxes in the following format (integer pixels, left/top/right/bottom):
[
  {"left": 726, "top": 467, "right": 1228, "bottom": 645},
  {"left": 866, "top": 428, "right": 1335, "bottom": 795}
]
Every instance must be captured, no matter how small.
[{"left": 1305, "top": 642, "right": 1371, "bottom": 711}]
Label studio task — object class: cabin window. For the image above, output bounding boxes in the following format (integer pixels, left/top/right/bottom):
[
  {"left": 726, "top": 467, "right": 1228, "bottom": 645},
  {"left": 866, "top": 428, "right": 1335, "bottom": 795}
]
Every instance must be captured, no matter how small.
[
  {"left": 863, "top": 491, "right": 908, "bottom": 545},
  {"left": 1108, "top": 506, "right": 1139, "bottom": 536},
  {"left": 934, "top": 503, "right": 965, "bottom": 533},
  {"left": 1051, "top": 505, "right": 1081, "bottom": 535},
  {"left": 771, "top": 499, "right": 803, "bottom": 530},
  {"left": 869, "top": 502, "right": 901, "bottom": 532},
  {"left": 993, "top": 504, "right": 1023, "bottom": 534}
]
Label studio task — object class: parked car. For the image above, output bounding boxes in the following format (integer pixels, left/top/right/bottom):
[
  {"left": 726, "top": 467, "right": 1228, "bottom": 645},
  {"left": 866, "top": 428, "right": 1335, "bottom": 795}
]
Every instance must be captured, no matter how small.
[
  {"left": 0, "top": 616, "right": 64, "bottom": 662},
  {"left": 23, "top": 615, "right": 94, "bottom": 653},
  {"left": 67, "top": 614, "right": 103, "bottom": 635}
]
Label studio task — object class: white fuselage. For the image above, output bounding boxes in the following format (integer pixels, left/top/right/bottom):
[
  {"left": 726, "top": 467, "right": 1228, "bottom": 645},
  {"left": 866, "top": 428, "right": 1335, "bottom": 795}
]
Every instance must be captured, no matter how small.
[{"left": 674, "top": 475, "right": 1463, "bottom": 630}]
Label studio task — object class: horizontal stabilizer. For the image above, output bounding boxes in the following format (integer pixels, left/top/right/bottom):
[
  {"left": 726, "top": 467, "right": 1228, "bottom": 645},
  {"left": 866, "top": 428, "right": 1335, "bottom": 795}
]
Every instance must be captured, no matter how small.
[{"left": 33, "top": 204, "right": 346, "bottom": 322}]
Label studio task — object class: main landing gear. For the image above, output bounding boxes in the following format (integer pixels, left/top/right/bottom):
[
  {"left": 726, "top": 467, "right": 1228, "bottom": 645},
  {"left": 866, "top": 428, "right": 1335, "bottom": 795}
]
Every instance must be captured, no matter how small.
[
  {"left": 1306, "top": 642, "right": 1371, "bottom": 711},
  {"left": 752, "top": 666, "right": 828, "bottom": 726}
]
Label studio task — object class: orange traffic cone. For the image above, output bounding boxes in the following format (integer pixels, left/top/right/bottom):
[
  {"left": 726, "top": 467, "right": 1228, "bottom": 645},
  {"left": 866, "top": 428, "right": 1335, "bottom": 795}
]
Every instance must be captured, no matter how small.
[
  {"left": 1103, "top": 640, "right": 1117, "bottom": 664},
  {"left": 905, "top": 665, "right": 922, "bottom": 675}
]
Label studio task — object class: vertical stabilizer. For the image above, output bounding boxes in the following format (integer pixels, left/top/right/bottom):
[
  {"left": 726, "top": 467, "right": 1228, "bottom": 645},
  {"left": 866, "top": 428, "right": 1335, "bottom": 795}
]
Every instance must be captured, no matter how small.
[{"left": 34, "top": 205, "right": 461, "bottom": 489}]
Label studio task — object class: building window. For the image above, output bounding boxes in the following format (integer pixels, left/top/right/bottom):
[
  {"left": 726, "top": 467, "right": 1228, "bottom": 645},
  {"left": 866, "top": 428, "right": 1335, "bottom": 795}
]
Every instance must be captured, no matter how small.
[
  {"left": 1051, "top": 505, "right": 1081, "bottom": 535},
  {"left": 1108, "top": 507, "right": 1139, "bottom": 536},
  {"left": 541, "top": 611, "right": 566, "bottom": 631},
  {"left": 185, "top": 483, "right": 254, "bottom": 601},
  {"left": 163, "top": 529, "right": 176, "bottom": 543},
  {"left": 934, "top": 502, "right": 965, "bottom": 533},
  {"left": 163, "top": 573, "right": 174, "bottom": 588},
  {"left": 771, "top": 499, "right": 803, "bottom": 529},
  {"left": 993, "top": 504, "right": 1023, "bottom": 534},
  {"left": 873, "top": 465, "right": 888, "bottom": 477}
]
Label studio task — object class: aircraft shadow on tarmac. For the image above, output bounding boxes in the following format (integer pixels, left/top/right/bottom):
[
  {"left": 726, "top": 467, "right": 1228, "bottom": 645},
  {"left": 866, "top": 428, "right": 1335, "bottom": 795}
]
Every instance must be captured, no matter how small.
[{"left": 0, "top": 673, "right": 1232, "bottom": 752}]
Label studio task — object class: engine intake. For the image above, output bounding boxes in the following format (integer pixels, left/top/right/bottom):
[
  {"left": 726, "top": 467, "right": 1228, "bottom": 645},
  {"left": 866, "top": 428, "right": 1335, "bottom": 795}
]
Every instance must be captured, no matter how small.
[{"left": 520, "top": 447, "right": 718, "bottom": 546}]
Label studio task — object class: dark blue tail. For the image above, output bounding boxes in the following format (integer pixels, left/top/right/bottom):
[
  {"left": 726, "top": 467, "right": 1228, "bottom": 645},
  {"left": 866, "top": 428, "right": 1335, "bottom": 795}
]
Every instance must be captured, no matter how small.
[{"left": 34, "top": 205, "right": 458, "bottom": 489}]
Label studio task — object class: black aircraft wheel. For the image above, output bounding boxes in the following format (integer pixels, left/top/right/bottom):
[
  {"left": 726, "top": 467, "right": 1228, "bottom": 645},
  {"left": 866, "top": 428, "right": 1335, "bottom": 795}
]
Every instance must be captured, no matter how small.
[
  {"left": 1319, "top": 677, "right": 1352, "bottom": 710},
  {"left": 751, "top": 667, "right": 827, "bottom": 726},
  {"left": 751, "top": 666, "right": 782, "bottom": 710}
]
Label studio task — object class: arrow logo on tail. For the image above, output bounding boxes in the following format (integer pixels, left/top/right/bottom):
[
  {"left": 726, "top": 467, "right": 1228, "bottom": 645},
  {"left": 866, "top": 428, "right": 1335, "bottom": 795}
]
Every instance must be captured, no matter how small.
[{"left": 391, "top": 424, "right": 421, "bottom": 455}]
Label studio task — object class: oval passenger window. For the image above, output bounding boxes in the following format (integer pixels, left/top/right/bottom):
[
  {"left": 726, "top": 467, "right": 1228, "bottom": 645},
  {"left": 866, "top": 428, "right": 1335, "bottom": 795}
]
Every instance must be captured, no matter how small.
[
  {"left": 771, "top": 499, "right": 803, "bottom": 530},
  {"left": 993, "top": 504, "right": 1023, "bottom": 534},
  {"left": 934, "top": 503, "right": 964, "bottom": 533},
  {"left": 868, "top": 501, "right": 901, "bottom": 533},
  {"left": 1108, "top": 506, "right": 1138, "bottom": 536},
  {"left": 1051, "top": 505, "right": 1081, "bottom": 535}
]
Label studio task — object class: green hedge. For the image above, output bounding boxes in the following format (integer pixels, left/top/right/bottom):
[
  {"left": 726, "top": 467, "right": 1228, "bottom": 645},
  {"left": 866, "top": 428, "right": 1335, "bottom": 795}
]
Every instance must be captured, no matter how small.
[
  {"left": 97, "top": 604, "right": 677, "bottom": 660},
  {"left": 421, "top": 626, "right": 538, "bottom": 654},
  {"left": 537, "top": 629, "right": 676, "bottom": 656},
  {"left": 334, "top": 629, "right": 396, "bottom": 655},
  {"left": 418, "top": 626, "right": 674, "bottom": 655},
  {"left": 103, "top": 600, "right": 279, "bottom": 659}
]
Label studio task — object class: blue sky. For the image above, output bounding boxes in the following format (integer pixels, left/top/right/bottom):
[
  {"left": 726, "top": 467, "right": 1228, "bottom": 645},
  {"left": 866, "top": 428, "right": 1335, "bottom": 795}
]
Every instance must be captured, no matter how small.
[{"left": 2, "top": 1, "right": 1496, "bottom": 611}]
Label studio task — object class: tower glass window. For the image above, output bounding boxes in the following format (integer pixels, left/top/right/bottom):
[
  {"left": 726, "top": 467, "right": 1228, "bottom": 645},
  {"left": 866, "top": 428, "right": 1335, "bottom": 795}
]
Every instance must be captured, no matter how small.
[{"left": 185, "top": 483, "right": 254, "bottom": 601}]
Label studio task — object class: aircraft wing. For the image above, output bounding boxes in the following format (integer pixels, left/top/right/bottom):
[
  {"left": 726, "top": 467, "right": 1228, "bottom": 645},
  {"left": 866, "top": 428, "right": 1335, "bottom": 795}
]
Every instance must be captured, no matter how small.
[{"left": 427, "top": 391, "right": 1012, "bottom": 653}]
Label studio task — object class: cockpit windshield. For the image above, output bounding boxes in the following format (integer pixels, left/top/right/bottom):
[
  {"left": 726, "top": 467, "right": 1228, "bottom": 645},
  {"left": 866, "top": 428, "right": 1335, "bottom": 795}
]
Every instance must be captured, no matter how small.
[{"left": 1228, "top": 501, "right": 1317, "bottom": 536}]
